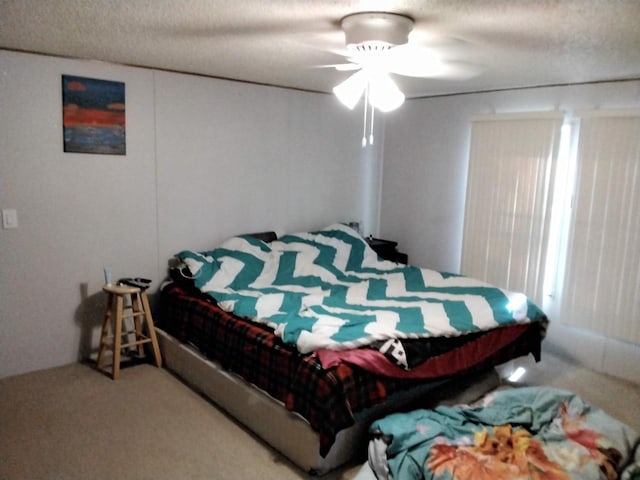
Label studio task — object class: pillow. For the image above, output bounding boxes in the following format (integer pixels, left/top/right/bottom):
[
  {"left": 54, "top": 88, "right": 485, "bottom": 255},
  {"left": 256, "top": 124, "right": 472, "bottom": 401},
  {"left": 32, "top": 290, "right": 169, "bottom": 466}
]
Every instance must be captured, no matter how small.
[{"left": 174, "top": 250, "right": 219, "bottom": 289}]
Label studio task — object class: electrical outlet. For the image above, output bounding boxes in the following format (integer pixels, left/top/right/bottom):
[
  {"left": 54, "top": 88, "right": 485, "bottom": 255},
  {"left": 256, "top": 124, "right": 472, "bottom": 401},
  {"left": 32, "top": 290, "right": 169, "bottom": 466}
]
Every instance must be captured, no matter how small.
[{"left": 2, "top": 209, "right": 18, "bottom": 229}]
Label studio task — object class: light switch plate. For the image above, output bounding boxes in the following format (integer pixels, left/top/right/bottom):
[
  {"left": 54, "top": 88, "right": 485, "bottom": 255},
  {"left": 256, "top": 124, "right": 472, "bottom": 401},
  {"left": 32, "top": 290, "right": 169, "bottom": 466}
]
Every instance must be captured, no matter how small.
[{"left": 2, "top": 209, "right": 18, "bottom": 229}]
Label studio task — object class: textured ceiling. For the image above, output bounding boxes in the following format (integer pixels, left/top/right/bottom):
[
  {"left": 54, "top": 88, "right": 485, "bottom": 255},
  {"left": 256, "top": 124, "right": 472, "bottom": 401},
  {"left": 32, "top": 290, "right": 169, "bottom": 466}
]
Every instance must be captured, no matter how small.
[{"left": 1, "top": 0, "right": 640, "bottom": 98}]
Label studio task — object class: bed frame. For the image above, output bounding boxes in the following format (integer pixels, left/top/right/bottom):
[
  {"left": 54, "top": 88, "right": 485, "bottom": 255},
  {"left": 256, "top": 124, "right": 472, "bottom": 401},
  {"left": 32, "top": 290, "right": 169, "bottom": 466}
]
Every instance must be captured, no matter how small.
[{"left": 156, "top": 327, "right": 501, "bottom": 475}]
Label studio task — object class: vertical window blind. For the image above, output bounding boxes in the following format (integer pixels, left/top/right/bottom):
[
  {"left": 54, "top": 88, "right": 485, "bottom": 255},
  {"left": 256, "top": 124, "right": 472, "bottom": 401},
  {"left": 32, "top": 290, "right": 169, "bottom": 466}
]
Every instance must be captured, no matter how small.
[
  {"left": 461, "top": 112, "right": 563, "bottom": 305},
  {"left": 561, "top": 111, "right": 640, "bottom": 343},
  {"left": 463, "top": 109, "right": 640, "bottom": 344}
]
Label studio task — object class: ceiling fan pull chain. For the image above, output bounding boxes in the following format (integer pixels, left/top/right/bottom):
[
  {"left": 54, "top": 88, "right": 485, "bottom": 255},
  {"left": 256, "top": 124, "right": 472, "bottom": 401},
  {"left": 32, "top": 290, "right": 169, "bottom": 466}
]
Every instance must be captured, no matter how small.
[
  {"left": 369, "top": 102, "right": 375, "bottom": 146},
  {"left": 362, "top": 83, "right": 369, "bottom": 148}
]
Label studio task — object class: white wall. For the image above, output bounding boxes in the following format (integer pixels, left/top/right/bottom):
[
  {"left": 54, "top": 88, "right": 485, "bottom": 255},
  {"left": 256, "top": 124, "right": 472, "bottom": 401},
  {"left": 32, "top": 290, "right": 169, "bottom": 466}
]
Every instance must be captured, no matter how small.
[
  {"left": 0, "top": 51, "right": 158, "bottom": 379},
  {"left": 0, "top": 50, "right": 376, "bottom": 379},
  {"left": 153, "top": 71, "right": 370, "bottom": 263},
  {"left": 381, "top": 80, "right": 640, "bottom": 385},
  {"left": 7, "top": 47, "right": 635, "bottom": 385}
]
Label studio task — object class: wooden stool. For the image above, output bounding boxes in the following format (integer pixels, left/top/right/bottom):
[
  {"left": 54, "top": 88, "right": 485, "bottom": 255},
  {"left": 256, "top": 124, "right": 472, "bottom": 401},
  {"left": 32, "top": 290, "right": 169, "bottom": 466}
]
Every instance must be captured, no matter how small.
[{"left": 97, "top": 283, "right": 162, "bottom": 379}]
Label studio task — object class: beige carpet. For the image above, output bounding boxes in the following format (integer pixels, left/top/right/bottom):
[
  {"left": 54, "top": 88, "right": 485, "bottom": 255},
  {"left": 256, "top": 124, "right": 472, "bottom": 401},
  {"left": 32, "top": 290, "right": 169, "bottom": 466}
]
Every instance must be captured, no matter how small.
[
  {"left": 1, "top": 351, "right": 639, "bottom": 479},
  {"left": 0, "top": 362, "right": 362, "bottom": 479},
  {"left": 515, "top": 350, "right": 640, "bottom": 432}
]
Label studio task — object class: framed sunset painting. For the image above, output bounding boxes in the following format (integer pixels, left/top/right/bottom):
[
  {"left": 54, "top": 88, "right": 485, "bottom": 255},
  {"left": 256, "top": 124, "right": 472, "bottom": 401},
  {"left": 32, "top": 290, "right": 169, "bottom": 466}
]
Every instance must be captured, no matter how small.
[{"left": 62, "top": 75, "right": 126, "bottom": 155}]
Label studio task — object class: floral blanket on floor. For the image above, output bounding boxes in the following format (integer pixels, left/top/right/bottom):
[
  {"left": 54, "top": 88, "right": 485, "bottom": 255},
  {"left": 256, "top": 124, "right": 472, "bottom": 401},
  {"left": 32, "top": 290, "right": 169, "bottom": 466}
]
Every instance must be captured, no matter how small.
[{"left": 368, "top": 386, "right": 640, "bottom": 480}]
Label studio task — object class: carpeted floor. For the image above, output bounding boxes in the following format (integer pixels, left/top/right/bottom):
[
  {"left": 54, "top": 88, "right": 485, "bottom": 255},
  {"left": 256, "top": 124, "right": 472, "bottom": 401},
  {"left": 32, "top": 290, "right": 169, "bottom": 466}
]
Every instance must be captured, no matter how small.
[
  {"left": 0, "top": 362, "right": 362, "bottom": 479},
  {"left": 1, "top": 350, "right": 638, "bottom": 479}
]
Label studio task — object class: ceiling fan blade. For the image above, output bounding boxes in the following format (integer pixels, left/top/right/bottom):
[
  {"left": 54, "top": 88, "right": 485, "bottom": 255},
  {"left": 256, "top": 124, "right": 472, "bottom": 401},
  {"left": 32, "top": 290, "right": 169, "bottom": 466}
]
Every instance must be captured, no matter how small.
[
  {"left": 335, "top": 63, "right": 362, "bottom": 71},
  {"left": 312, "top": 63, "right": 361, "bottom": 72},
  {"left": 432, "top": 61, "right": 484, "bottom": 80},
  {"left": 384, "top": 45, "right": 447, "bottom": 78},
  {"left": 385, "top": 45, "right": 483, "bottom": 80}
]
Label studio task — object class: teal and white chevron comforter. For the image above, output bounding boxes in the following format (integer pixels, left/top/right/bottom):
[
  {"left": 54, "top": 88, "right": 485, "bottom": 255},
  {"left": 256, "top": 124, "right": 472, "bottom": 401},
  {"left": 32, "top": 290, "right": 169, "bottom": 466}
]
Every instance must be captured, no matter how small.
[{"left": 176, "top": 224, "right": 546, "bottom": 354}]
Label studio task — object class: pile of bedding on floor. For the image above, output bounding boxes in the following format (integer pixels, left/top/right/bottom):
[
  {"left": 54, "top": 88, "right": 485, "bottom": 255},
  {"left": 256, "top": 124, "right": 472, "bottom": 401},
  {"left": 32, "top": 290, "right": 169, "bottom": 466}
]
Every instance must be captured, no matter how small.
[{"left": 365, "top": 386, "right": 640, "bottom": 480}]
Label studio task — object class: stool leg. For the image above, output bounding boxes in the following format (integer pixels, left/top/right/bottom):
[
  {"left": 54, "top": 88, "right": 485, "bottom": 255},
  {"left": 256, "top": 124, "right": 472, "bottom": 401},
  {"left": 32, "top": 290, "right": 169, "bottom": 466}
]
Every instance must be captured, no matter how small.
[
  {"left": 140, "top": 292, "right": 162, "bottom": 368},
  {"left": 130, "top": 292, "right": 145, "bottom": 357},
  {"left": 112, "top": 295, "right": 124, "bottom": 380},
  {"left": 97, "top": 293, "right": 114, "bottom": 371}
]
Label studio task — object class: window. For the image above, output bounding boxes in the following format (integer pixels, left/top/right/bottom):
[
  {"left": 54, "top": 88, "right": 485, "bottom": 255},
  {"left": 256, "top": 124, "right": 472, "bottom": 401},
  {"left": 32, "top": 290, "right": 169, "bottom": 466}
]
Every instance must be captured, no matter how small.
[
  {"left": 463, "top": 109, "right": 640, "bottom": 344},
  {"left": 461, "top": 112, "right": 563, "bottom": 305},
  {"left": 561, "top": 111, "right": 640, "bottom": 343}
]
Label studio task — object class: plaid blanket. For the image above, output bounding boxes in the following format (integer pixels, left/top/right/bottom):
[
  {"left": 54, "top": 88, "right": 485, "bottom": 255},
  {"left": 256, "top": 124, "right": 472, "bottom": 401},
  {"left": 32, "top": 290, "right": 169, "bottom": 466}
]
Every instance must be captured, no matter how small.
[
  {"left": 158, "top": 283, "right": 544, "bottom": 456},
  {"left": 176, "top": 224, "right": 546, "bottom": 354}
]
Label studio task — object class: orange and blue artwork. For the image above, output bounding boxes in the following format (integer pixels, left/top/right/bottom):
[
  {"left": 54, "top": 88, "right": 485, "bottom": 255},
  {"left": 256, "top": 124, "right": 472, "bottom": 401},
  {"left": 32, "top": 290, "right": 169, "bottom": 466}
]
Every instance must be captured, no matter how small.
[{"left": 62, "top": 75, "right": 126, "bottom": 155}]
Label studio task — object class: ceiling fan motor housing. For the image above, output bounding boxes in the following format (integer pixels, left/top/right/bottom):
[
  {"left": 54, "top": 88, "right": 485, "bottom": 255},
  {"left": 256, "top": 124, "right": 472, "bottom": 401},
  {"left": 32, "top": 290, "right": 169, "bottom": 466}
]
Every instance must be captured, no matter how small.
[{"left": 341, "top": 12, "right": 414, "bottom": 48}]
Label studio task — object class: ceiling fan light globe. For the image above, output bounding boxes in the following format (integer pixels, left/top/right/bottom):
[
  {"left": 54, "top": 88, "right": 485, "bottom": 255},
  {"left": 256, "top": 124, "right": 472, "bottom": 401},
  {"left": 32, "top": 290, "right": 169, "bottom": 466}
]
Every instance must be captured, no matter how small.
[
  {"left": 333, "top": 70, "right": 367, "bottom": 109},
  {"left": 369, "top": 74, "right": 405, "bottom": 112}
]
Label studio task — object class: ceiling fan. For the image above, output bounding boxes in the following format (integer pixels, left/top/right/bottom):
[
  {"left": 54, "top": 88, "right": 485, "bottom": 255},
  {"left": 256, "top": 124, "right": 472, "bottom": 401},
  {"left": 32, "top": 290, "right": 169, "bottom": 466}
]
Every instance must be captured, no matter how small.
[
  {"left": 332, "top": 12, "right": 452, "bottom": 113},
  {"left": 330, "top": 11, "right": 470, "bottom": 146}
]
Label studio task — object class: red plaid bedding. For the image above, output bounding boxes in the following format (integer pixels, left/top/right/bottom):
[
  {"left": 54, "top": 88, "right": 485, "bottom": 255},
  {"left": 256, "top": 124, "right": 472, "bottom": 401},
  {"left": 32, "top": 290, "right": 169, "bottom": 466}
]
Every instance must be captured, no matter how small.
[{"left": 158, "top": 283, "right": 544, "bottom": 456}]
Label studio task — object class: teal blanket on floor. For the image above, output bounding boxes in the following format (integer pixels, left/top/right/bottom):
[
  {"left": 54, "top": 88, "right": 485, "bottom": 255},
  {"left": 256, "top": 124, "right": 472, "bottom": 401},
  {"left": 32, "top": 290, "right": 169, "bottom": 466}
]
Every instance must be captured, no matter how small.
[{"left": 368, "top": 386, "right": 640, "bottom": 480}]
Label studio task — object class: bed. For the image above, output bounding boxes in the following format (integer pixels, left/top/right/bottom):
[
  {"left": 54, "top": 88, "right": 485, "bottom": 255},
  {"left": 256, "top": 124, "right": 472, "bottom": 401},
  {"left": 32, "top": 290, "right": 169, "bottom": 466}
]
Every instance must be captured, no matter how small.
[
  {"left": 156, "top": 224, "right": 549, "bottom": 475},
  {"left": 356, "top": 386, "right": 640, "bottom": 480}
]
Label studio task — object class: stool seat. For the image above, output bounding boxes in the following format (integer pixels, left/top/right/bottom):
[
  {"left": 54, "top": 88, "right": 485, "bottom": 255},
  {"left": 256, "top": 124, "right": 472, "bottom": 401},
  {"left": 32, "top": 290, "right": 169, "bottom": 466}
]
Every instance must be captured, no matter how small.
[
  {"left": 103, "top": 283, "right": 141, "bottom": 296},
  {"left": 97, "top": 282, "right": 162, "bottom": 379}
]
